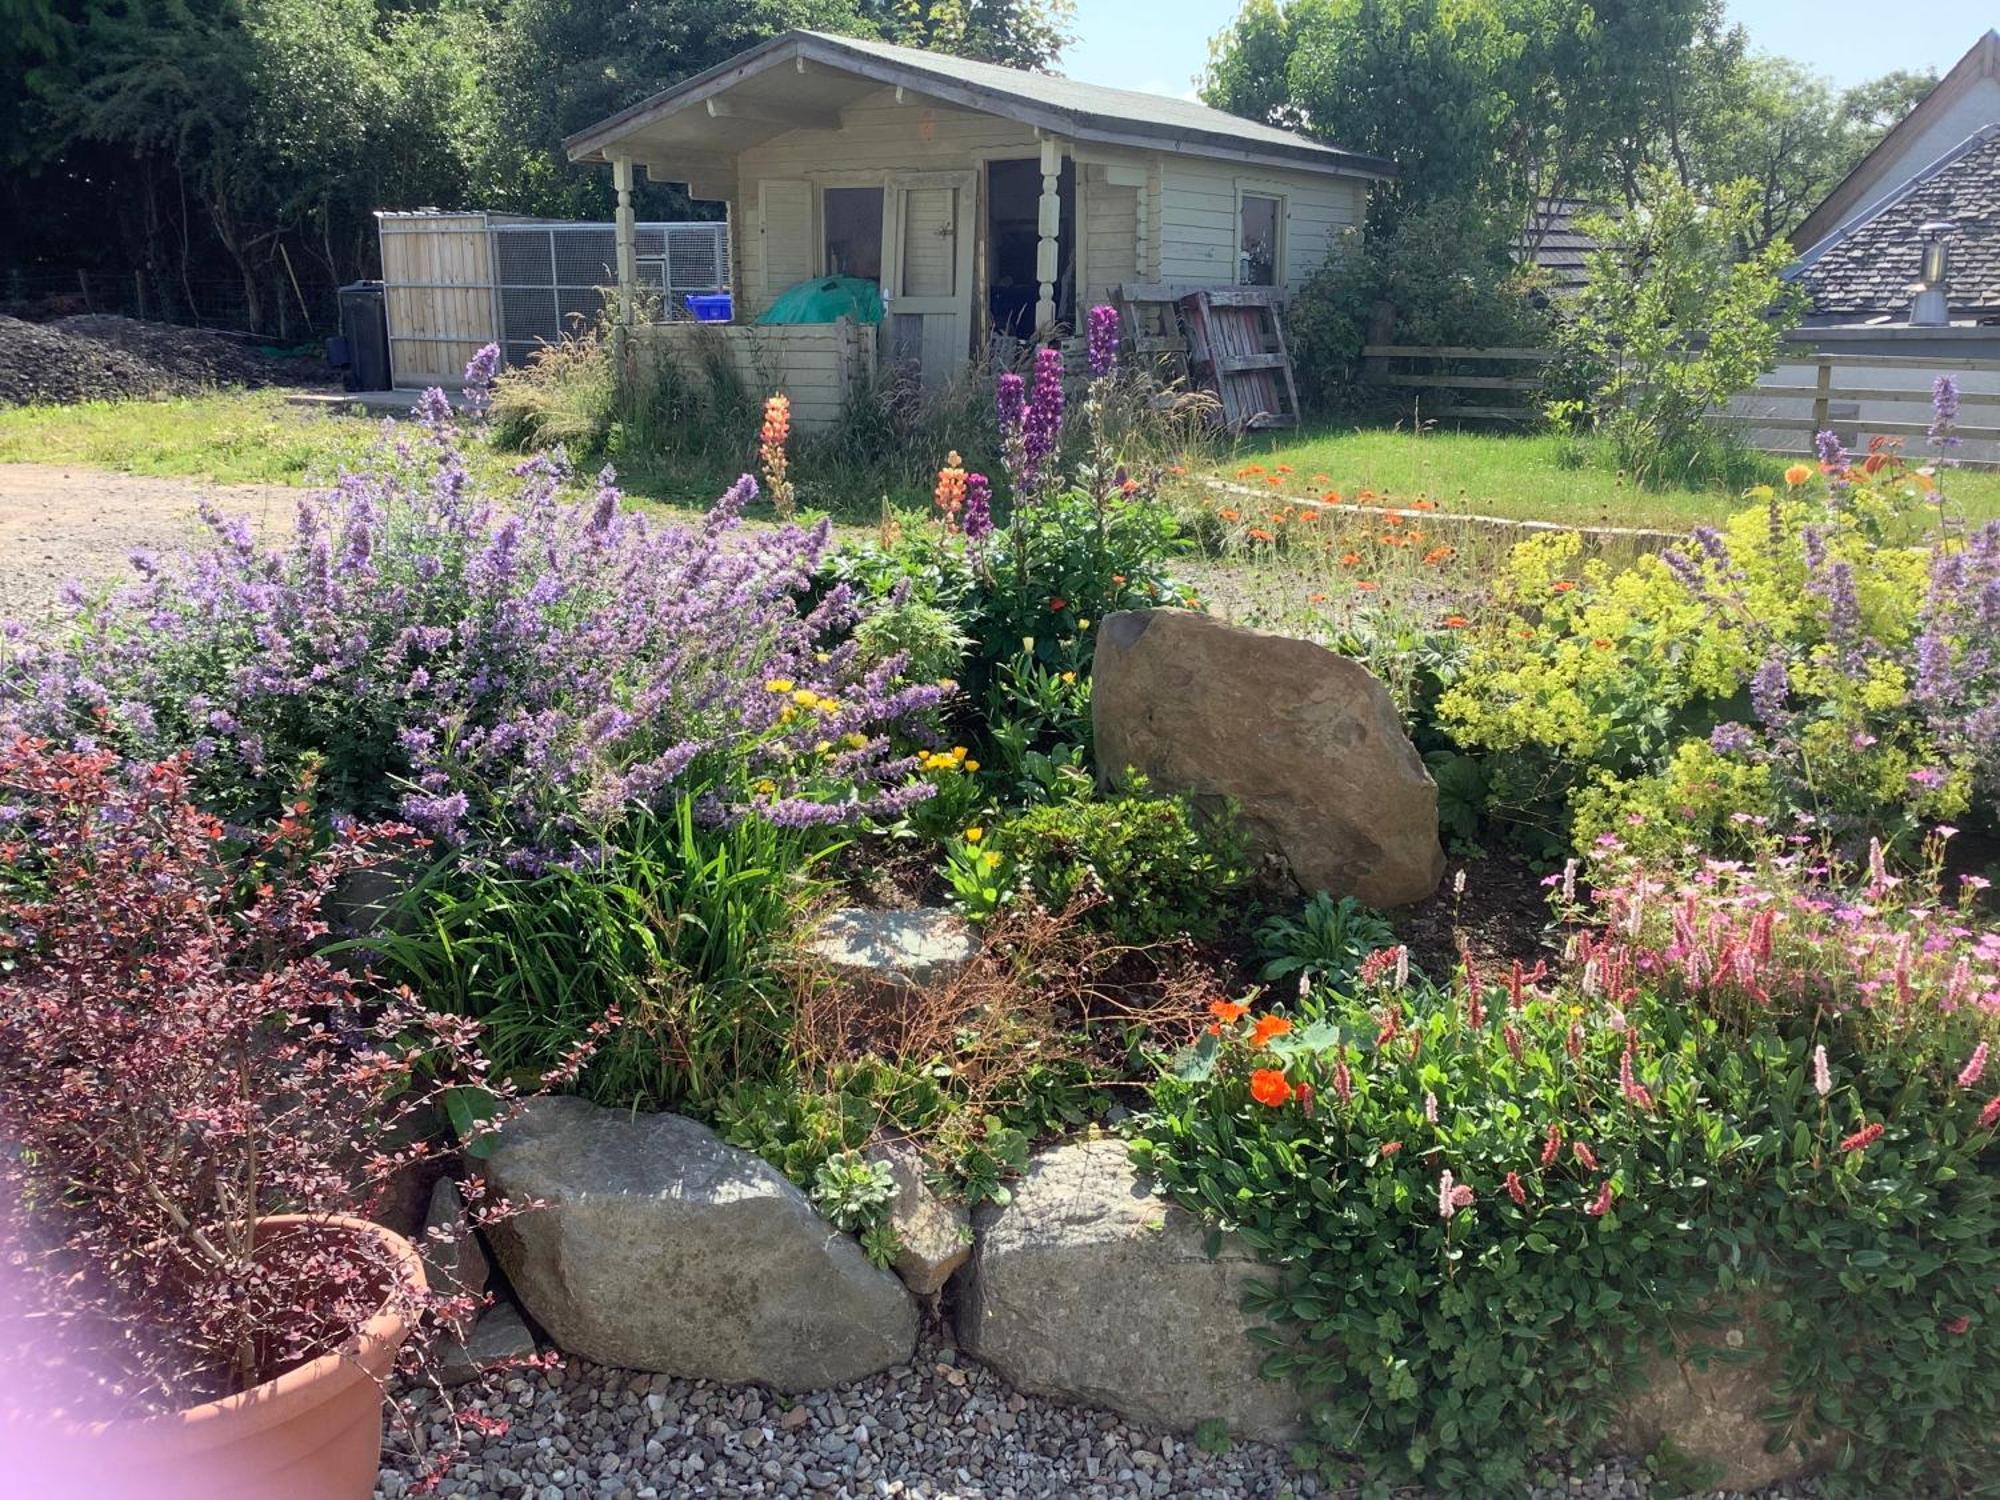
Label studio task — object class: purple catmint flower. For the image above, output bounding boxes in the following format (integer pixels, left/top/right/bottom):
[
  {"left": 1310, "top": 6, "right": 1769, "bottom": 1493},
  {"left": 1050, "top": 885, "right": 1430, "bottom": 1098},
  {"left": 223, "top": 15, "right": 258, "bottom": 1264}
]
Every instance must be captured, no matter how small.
[
  {"left": 414, "top": 387, "right": 454, "bottom": 430},
  {"left": 962, "top": 473, "right": 993, "bottom": 541},
  {"left": 1751, "top": 653, "right": 1792, "bottom": 726},
  {"left": 1931, "top": 375, "right": 1961, "bottom": 449},
  {"left": 1815, "top": 429, "right": 1848, "bottom": 471},
  {"left": 1710, "top": 722, "right": 1756, "bottom": 756},
  {"left": 1086, "top": 303, "right": 1120, "bottom": 378},
  {"left": 464, "top": 342, "right": 502, "bottom": 392}
]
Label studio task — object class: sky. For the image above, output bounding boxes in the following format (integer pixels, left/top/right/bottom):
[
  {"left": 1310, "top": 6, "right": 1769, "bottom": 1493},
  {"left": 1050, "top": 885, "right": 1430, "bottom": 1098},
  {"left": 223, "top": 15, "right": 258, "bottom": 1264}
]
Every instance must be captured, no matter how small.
[{"left": 1063, "top": 0, "right": 1996, "bottom": 101}]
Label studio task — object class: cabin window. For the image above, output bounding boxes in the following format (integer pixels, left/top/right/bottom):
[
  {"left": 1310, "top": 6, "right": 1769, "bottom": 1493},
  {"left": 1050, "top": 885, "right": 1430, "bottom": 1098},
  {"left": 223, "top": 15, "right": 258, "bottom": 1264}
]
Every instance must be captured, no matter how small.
[
  {"left": 1238, "top": 192, "right": 1282, "bottom": 287},
  {"left": 823, "top": 186, "right": 885, "bottom": 282}
]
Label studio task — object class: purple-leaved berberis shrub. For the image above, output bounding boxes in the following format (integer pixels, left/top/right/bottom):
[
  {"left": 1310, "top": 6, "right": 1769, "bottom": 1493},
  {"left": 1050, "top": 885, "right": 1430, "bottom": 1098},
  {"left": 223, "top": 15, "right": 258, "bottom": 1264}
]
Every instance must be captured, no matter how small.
[{"left": 0, "top": 358, "right": 949, "bottom": 851}]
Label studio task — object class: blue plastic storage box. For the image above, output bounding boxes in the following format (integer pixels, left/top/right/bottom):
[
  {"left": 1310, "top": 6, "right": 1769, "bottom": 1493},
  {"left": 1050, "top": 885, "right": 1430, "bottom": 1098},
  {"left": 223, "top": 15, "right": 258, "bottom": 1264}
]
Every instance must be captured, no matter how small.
[{"left": 685, "top": 293, "right": 733, "bottom": 323}]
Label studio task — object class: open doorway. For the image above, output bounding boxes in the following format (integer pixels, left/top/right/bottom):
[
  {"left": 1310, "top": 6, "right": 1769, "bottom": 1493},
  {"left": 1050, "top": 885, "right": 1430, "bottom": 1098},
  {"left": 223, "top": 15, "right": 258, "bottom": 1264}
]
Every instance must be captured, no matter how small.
[{"left": 985, "top": 157, "right": 1075, "bottom": 339}]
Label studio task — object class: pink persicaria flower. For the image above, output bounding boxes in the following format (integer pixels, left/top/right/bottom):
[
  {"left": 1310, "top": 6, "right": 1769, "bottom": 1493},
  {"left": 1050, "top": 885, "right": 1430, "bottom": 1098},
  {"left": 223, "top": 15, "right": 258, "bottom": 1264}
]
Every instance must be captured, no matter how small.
[
  {"left": 1979, "top": 1096, "right": 2000, "bottom": 1131},
  {"left": 1840, "top": 1121, "right": 1885, "bottom": 1153},
  {"left": 1619, "top": 1046, "right": 1654, "bottom": 1110},
  {"left": 1541, "top": 1123, "right": 1563, "bottom": 1168},
  {"left": 1503, "top": 1023, "right": 1523, "bottom": 1062},
  {"left": 1959, "top": 1042, "right": 1989, "bottom": 1090},
  {"left": 1585, "top": 1179, "right": 1615, "bottom": 1217},
  {"left": 1944, "top": 1314, "right": 1972, "bottom": 1335},
  {"left": 1813, "top": 1043, "right": 1832, "bottom": 1098},
  {"left": 1505, "top": 1170, "right": 1527, "bottom": 1206},
  {"left": 1573, "top": 1140, "right": 1598, "bottom": 1170},
  {"left": 1424, "top": 1091, "right": 1439, "bottom": 1123},
  {"left": 1332, "top": 1058, "right": 1353, "bottom": 1104},
  {"left": 1437, "top": 1170, "right": 1475, "bottom": 1219}
]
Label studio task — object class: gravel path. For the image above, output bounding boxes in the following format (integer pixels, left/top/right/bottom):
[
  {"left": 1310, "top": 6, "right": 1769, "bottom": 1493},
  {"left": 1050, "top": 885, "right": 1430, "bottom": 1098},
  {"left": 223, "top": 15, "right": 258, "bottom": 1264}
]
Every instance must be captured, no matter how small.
[
  {"left": 378, "top": 1331, "right": 1802, "bottom": 1500},
  {"left": 0, "top": 463, "right": 291, "bottom": 623}
]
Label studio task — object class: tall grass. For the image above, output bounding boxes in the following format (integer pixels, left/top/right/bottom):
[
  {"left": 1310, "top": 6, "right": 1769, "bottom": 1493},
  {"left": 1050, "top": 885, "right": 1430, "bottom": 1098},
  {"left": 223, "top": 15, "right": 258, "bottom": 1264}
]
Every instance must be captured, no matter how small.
[{"left": 357, "top": 799, "right": 833, "bottom": 1111}]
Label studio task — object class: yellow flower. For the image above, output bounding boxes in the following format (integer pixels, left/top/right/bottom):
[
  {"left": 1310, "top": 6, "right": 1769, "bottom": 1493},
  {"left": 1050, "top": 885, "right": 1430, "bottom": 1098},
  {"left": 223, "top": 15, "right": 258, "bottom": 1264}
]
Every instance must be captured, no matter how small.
[
  {"left": 792, "top": 688, "right": 818, "bottom": 707},
  {"left": 965, "top": 827, "right": 984, "bottom": 844},
  {"left": 1077, "top": 618, "right": 1090, "bottom": 629},
  {"left": 813, "top": 740, "right": 831, "bottom": 754},
  {"left": 964, "top": 759, "right": 980, "bottom": 772},
  {"left": 842, "top": 732, "right": 868, "bottom": 750},
  {"left": 764, "top": 678, "right": 795, "bottom": 693},
  {"left": 754, "top": 778, "right": 777, "bottom": 795},
  {"left": 1060, "top": 671, "right": 1076, "bottom": 684}
]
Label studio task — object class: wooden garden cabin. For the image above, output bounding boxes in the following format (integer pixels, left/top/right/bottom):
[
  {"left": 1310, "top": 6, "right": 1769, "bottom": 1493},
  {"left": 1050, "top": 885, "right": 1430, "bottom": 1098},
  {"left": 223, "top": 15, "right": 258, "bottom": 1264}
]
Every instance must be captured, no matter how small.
[{"left": 565, "top": 30, "right": 1394, "bottom": 428}]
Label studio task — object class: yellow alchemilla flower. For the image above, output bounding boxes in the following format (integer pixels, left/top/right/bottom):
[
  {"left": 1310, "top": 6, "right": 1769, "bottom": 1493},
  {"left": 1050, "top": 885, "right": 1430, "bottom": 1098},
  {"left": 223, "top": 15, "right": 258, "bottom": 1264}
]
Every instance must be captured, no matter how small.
[{"left": 764, "top": 678, "right": 795, "bottom": 694}]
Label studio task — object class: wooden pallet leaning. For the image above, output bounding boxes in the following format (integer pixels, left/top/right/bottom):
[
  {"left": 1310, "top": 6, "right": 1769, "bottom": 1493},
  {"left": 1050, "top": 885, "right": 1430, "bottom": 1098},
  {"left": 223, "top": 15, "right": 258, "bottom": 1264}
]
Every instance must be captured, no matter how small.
[
  {"left": 1111, "top": 282, "right": 1193, "bottom": 383},
  {"left": 1179, "top": 287, "right": 1300, "bottom": 431}
]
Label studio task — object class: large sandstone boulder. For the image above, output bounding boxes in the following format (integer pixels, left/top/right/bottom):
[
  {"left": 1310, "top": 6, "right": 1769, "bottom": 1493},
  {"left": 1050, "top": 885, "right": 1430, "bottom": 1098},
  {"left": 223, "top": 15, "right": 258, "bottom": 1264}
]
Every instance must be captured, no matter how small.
[
  {"left": 1092, "top": 609, "right": 1444, "bottom": 908},
  {"left": 954, "top": 1138, "right": 1306, "bottom": 1441},
  {"left": 1613, "top": 1298, "right": 1819, "bottom": 1491},
  {"left": 482, "top": 1097, "right": 917, "bottom": 1390}
]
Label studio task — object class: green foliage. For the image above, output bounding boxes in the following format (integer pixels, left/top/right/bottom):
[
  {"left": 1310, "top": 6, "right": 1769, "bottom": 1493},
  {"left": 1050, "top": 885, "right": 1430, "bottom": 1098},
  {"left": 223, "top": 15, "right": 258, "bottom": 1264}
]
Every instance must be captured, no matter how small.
[
  {"left": 942, "top": 830, "right": 1015, "bottom": 920},
  {"left": 1558, "top": 172, "right": 1805, "bottom": 489},
  {"left": 852, "top": 597, "right": 972, "bottom": 690},
  {"left": 1253, "top": 892, "right": 1396, "bottom": 993},
  {"left": 1134, "top": 893, "right": 2000, "bottom": 1494},
  {"left": 809, "top": 1148, "right": 900, "bottom": 1262},
  {"left": 359, "top": 798, "right": 825, "bottom": 1111},
  {"left": 1286, "top": 199, "right": 1553, "bottom": 415},
  {"left": 992, "top": 777, "right": 1247, "bottom": 945}
]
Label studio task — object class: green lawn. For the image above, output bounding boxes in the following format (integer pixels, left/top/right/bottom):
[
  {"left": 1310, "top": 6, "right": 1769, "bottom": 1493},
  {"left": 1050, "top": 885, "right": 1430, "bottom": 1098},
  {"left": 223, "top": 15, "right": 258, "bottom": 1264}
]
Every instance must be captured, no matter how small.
[
  {"left": 0, "top": 391, "right": 387, "bottom": 486},
  {"left": 1218, "top": 425, "right": 2000, "bottom": 531}
]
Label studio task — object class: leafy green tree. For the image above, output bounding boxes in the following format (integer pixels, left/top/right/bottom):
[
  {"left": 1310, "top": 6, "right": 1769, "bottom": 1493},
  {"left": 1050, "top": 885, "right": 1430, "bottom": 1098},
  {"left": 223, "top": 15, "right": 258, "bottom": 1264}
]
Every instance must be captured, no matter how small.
[{"left": 1558, "top": 171, "right": 1804, "bottom": 486}]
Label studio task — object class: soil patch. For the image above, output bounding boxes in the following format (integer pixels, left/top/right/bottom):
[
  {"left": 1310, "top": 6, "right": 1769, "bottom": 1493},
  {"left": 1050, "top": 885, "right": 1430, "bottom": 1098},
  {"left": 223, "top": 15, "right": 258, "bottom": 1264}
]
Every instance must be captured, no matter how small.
[{"left": 0, "top": 315, "right": 336, "bottom": 406}]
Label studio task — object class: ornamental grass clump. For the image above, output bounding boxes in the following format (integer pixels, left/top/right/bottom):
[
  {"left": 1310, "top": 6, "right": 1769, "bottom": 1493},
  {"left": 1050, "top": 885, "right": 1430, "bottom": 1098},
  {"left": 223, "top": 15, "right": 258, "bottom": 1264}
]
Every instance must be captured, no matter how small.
[
  {"left": 0, "top": 738, "right": 553, "bottom": 1428},
  {"left": 1136, "top": 848, "right": 1998, "bottom": 1495},
  {"left": 0, "top": 352, "right": 947, "bottom": 853}
]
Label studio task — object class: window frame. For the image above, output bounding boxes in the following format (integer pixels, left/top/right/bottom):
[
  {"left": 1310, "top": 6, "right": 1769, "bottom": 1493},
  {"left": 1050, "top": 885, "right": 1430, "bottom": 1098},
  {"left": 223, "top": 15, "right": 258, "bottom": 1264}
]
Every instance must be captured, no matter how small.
[{"left": 1234, "top": 184, "right": 1287, "bottom": 289}]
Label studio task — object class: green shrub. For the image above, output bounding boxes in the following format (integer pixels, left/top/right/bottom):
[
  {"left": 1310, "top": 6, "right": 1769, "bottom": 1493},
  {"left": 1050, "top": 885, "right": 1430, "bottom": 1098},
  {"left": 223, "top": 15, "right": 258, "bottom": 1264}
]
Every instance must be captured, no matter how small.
[
  {"left": 360, "top": 798, "right": 827, "bottom": 1110},
  {"left": 992, "top": 777, "right": 1246, "bottom": 944},
  {"left": 1134, "top": 853, "right": 1999, "bottom": 1495},
  {"left": 1253, "top": 891, "right": 1397, "bottom": 993}
]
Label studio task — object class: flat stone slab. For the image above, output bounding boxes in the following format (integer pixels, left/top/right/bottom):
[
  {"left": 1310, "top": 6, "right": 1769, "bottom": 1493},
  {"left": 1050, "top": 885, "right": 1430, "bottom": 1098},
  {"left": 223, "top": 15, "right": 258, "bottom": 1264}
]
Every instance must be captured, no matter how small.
[
  {"left": 483, "top": 1097, "right": 917, "bottom": 1391},
  {"left": 439, "top": 1301, "right": 538, "bottom": 1387},
  {"left": 804, "top": 907, "right": 978, "bottom": 992}
]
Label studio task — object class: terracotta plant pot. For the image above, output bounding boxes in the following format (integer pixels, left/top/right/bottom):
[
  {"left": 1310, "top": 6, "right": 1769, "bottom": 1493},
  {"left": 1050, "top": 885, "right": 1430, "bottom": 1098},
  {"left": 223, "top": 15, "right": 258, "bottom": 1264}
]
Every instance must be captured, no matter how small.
[{"left": 89, "top": 1214, "right": 426, "bottom": 1500}]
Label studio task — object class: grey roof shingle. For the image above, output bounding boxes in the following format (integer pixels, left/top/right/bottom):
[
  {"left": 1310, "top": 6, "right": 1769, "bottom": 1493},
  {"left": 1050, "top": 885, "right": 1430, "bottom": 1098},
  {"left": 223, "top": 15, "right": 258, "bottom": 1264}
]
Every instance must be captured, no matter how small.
[
  {"left": 1792, "top": 125, "right": 2000, "bottom": 319},
  {"left": 566, "top": 30, "right": 1393, "bottom": 180},
  {"left": 1516, "top": 197, "right": 1602, "bottom": 295}
]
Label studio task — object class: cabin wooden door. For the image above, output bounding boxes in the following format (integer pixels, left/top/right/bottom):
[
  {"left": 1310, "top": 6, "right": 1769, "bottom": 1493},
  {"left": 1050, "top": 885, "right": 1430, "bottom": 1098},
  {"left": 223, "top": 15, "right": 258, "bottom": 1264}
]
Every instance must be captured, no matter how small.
[{"left": 883, "top": 172, "right": 975, "bottom": 388}]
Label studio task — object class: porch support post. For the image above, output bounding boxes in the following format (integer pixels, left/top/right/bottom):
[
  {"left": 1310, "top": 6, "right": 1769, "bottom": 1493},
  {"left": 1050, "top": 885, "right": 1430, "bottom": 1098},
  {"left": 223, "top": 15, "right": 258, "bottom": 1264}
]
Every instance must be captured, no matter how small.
[
  {"left": 612, "top": 153, "right": 637, "bottom": 328},
  {"left": 1035, "top": 136, "right": 1062, "bottom": 334}
]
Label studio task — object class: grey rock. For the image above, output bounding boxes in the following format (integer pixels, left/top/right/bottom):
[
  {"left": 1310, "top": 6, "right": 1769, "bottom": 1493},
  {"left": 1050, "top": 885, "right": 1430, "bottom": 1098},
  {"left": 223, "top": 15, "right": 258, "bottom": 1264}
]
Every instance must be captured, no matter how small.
[
  {"left": 864, "top": 1137, "right": 972, "bottom": 1297},
  {"left": 802, "top": 907, "right": 978, "bottom": 995},
  {"left": 440, "top": 1300, "right": 540, "bottom": 1387},
  {"left": 483, "top": 1097, "right": 916, "bottom": 1390},
  {"left": 954, "top": 1138, "right": 1306, "bottom": 1442},
  {"left": 420, "top": 1177, "right": 490, "bottom": 1336},
  {"left": 1092, "top": 608, "right": 1444, "bottom": 908}
]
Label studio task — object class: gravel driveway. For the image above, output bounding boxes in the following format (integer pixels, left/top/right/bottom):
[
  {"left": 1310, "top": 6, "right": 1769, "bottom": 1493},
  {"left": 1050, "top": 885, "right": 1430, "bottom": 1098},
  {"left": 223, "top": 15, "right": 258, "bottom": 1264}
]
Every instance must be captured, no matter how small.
[{"left": 0, "top": 463, "right": 292, "bottom": 624}]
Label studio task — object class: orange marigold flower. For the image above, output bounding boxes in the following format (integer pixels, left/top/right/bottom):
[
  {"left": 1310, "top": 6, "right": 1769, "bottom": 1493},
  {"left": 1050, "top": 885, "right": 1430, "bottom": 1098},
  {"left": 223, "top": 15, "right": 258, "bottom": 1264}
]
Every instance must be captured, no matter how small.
[
  {"left": 1340, "top": 551, "right": 1362, "bottom": 567},
  {"left": 1423, "top": 545, "right": 1454, "bottom": 565},
  {"left": 1294, "top": 508, "right": 1319, "bottom": 522},
  {"left": 1358, "top": 487, "right": 1378, "bottom": 501},
  {"left": 1443, "top": 614, "right": 1470, "bottom": 628},
  {"left": 1322, "top": 489, "right": 1343, "bottom": 504},
  {"left": 1384, "top": 512, "right": 1403, "bottom": 526},
  {"left": 1265, "top": 475, "right": 1284, "bottom": 487},
  {"left": 1412, "top": 498, "right": 1437, "bottom": 511},
  {"left": 1783, "top": 463, "right": 1813, "bottom": 488},
  {"left": 1356, "top": 580, "right": 1380, "bottom": 592},
  {"left": 1248, "top": 1068, "right": 1293, "bottom": 1107},
  {"left": 1247, "top": 527, "right": 1275, "bottom": 542},
  {"left": 1275, "top": 464, "right": 1294, "bottom": 475},
  {"left": 1250, "top": 1014, "right": 1293, "bottom": 1047},
  {"left": 1208, "top": 999, "right": 1249, "bottom": 1024},
  {"left": 1218, "top": 508, "right": 1241, "bottom": 522}
]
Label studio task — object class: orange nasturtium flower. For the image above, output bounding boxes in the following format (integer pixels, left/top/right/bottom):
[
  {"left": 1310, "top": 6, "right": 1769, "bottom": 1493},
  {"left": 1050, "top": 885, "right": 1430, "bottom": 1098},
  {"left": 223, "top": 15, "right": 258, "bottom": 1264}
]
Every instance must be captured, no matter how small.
[
  {"left": 1249, "top": 1068, "right": 1294, "bottom": 1107},
  {"left": 1208, "top": 999, "right": 1249, "bottom": 1024},
  {"left": 1784, "top": 463, "right": 1813, "bottom": 488},
  {"left": 1250, "top": 1014, "right": 1293, "bottom": 1048}
]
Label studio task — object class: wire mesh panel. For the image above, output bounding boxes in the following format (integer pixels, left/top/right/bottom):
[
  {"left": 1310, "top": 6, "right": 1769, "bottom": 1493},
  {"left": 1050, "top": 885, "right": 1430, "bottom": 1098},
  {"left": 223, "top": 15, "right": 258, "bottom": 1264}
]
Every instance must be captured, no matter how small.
[{"left": 492, "top": 220, "right": 730, "bottom": 365}]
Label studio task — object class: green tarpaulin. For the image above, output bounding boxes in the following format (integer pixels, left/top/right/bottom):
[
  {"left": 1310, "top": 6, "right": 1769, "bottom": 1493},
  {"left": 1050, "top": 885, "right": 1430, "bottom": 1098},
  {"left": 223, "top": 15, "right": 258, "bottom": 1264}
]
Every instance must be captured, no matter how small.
[{"left": 754, "top": 275, "right": 884, "bottom": 326}]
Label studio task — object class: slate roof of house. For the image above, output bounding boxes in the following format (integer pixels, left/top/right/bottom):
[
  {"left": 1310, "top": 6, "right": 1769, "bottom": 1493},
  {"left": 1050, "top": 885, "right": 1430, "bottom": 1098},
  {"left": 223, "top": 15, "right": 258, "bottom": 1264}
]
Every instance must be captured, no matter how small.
[
  {"left": 1515, "top": 197, "right": 1600, "bottom": 295},
  {"left": 566, "top": 30, "right": 1396, "bottom": 180},
  {"left": 1790, "top": 125, "right": 2000, "bottom": 320}
]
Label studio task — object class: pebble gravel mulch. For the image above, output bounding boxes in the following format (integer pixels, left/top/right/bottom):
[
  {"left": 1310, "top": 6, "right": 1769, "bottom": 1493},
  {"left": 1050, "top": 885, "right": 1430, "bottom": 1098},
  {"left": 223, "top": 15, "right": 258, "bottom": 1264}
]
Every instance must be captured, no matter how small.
[{"left": 376, "top": 1333, "right": 1821, "bottom": 1500}]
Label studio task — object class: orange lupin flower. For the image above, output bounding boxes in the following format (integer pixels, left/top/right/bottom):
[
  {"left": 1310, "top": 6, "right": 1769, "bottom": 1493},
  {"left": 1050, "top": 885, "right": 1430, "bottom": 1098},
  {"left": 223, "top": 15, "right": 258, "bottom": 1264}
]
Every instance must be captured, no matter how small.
[
  {"left": 933, "top": 450, "right": 968, "bottom": 525},
  {"left": 759, "top": 394, "right": 796, "bottom": 519}
]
